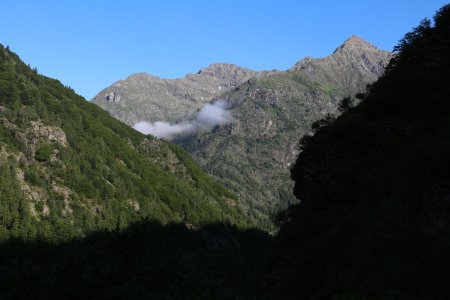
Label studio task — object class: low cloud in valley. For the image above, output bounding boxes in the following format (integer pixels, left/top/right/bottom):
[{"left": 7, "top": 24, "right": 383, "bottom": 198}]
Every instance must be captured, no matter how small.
[{"left": 133, "top": 100, "right": 233, "bottom": 139}]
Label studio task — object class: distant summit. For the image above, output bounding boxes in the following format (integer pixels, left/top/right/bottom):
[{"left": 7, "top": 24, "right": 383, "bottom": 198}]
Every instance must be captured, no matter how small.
[
  {"left": 334, "top": 35, "right": 380, "bottom": 53},
  {"left": 290, "top": 35, "right": 393, "bottom": 90},
  {"left": 196, "top": 63, "right": 278, "bottom": 80},
  {"left": 197, "top": 63, "right": 251, "bottom": 76}
]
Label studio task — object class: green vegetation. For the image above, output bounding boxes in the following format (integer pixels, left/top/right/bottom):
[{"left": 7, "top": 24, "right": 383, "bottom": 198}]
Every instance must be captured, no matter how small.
[
  {"left": 0, "top": 44, "right": 252, "bottom": 243},
  {"left": 34, "top": 143, "right": 53, "bottom": 162},
  {"left": 269, "top": 4, "right": 450, "bottom": 299}
]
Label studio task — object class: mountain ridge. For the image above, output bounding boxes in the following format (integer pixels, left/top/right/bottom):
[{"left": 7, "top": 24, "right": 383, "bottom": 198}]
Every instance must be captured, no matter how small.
[
  {"left": 92, "top": 36, "right": 387, "bottom": 126},
  {"left": 92, "top": 63, "right": 273, "bottom": 125},
  {"left": 170, "top": 37, "right": 393, "bottom": 228}
]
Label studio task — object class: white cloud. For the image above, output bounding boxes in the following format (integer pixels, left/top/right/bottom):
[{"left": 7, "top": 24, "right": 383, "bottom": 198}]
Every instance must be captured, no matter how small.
[{"left": 133, "top": 100, "right": 233, "bottom": 139}]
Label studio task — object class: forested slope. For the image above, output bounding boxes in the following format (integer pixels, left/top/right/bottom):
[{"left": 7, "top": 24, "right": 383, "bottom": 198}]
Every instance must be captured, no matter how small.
[
  {"left": 0, "top": 44, "right": 274, "bottom": 299},
  {"left": 0, "top": 44, "right": 251, "bottom": 242}
]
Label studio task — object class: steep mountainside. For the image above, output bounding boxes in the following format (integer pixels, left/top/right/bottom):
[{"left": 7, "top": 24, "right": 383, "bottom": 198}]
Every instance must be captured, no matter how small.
[
  {"left": 175, "top": 36, "right": 392, "bottom": 228},
  {"left": 0, "top": 45, "right": 274, "bottom": 300},
  {"left": 269, "top": 5, "right": 450, "bottom": 299},
  {"left": 92, "top": 63, "right": 276, "bottom": 124},
  {"left": 0, "top": 45, "right": 251, "bottom": 243}
]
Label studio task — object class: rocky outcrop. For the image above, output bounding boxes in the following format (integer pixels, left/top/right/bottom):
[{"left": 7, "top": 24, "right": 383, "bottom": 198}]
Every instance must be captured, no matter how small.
[
  {"left": 26, "top": 121, "right": 68, "bottom": 146},
  {"left": 13, "top": 120, "right": 68, "bottom": 159}
]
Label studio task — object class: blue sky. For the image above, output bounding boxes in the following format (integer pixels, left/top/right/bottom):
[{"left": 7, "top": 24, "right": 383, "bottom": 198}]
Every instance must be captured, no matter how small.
[{"left": 1, "top": 0, "right": 448, "bottom": 99}]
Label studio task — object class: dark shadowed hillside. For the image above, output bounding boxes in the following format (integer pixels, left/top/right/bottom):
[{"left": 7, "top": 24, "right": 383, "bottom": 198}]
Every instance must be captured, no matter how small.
[
  {"left": 0, "top": 221, "right": 271, "bottom": 300},
  {"left": 268, "top": 5, "right": 450, "bottom": 299}
]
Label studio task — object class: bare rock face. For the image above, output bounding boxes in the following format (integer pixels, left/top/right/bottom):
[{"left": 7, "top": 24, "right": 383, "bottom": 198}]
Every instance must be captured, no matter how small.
[{"left": 105, "top": 92, "right": 120, "bottom": 102}]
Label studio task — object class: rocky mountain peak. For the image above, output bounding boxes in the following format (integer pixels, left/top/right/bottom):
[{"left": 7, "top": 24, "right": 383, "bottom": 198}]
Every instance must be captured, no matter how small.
[
  {"left": 342, "top": 35, "right": 373, "bottom": 46},
  {"left": 289, "top": 36, "right": 392, "bottom": 90},
  {"left": 332, "top": 35, "right": 387, "bottom": 56},
  {"left": 333, "top": 35, "right": 381, "bottom": 54},
  {"left": 198, "top": 63, "right": 247, "bottom": 74},
  {"left": 126, "top": 72, "right": 161, "bottom": 81},
  {"left": 193, "top": 63, "right": 259, "bottom": 83}
]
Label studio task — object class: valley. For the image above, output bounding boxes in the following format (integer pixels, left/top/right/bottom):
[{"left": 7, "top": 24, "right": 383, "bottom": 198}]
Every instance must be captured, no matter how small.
[{"left": 1, "top": 3, "right": 450, "bottom": 299}]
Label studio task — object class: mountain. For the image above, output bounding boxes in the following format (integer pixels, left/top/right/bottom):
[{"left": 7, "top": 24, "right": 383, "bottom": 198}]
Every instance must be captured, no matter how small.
[
  {"left": 174, "top": 36, "right": 392, "bottom": 228},
  {"left": 290, "top": 35, "right": 391, "bottom": 90},
  {"left": 92, "top": 63, "right": 277, "bottom": 125},
  {"left": 0, "top": 45, "right": 253, "bottom": 243},
  {"left": 268, "top": 5, "right": 450, "bottom": 299}
]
